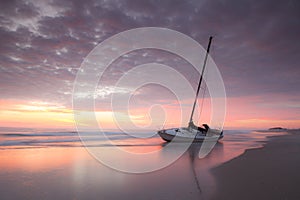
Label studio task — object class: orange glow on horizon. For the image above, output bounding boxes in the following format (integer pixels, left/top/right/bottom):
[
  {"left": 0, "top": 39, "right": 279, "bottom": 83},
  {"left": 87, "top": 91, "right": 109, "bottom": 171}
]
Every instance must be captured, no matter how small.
[{"left": 0, "top": 96, "right": 299, "bottom": 130}]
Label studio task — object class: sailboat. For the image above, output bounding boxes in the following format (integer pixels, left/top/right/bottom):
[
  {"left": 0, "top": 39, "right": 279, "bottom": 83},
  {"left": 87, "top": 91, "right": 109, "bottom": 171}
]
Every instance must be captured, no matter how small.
[{"left": 158, "top": 36, "right": 224, "bottom": 142}]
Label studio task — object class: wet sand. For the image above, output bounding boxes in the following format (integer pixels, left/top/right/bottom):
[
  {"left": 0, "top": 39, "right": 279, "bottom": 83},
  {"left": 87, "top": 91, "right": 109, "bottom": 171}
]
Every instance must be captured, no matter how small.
[
  {"left": 0, "top": 129, "right": 297, "bottom": 200},
  {"left": 211, "top": 130, "right": 300, "bottom": 200}
]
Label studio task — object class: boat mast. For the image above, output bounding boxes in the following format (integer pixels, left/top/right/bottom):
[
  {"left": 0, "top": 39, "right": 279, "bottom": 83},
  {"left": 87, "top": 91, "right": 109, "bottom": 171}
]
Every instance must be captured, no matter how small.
[{"left": 189, "top": 36, "right": 213, "bottom": 124}]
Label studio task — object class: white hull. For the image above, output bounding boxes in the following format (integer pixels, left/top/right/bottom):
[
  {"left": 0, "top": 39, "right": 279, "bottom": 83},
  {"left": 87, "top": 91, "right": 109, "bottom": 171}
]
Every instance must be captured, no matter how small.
[{"left": 158, "top": 127, "right": 223, "bottom": 142}]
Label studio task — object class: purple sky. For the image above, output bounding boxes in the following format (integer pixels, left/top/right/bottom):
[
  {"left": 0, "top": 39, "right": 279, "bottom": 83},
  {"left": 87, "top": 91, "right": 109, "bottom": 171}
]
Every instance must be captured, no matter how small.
[{"left": 0, "top": 0, "right": 299, "bottom": 128}]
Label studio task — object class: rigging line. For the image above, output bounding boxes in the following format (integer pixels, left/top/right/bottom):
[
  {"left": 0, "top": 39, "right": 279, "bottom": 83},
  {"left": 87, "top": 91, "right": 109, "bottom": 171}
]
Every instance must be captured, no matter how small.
[
  {"left": 198, "top": 79, "right": 207, "bottom": 121},
  {"left": 199, "top": 54, "right": 209, "bottom": 121},
  {"left": 189, "top": 36, "right": 213, "bottom": 124}
]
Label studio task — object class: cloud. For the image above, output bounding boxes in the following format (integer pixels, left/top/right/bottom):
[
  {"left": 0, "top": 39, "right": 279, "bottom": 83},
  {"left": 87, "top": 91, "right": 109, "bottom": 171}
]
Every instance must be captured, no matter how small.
[{"left": 0, "top": 0, "right": 299, "bottom": 112}]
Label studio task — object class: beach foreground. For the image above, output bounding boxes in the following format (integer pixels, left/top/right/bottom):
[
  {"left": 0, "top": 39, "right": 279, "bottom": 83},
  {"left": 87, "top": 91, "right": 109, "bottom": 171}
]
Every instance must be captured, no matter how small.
[
  {"left": 211, "top": 130, "right": 300, "bottom": 200},
  {"left": 0, "top": 129, "right": 299, "bottom": 199}
]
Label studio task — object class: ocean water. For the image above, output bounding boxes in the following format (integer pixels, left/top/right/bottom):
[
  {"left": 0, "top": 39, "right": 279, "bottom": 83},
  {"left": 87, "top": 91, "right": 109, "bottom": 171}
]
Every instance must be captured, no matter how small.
[{"left": 0, "top": 127, "right": 287, "bottom": 200}]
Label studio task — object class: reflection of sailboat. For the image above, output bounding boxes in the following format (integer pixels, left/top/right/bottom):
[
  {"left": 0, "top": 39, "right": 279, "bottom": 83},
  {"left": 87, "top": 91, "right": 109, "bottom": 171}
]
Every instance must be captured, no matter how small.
[
  {"left": 158, "top": 36, "right": 223, "bottom": 142},
  {"left": 188, "top": 143, "right": 202, "bottom": 195}
]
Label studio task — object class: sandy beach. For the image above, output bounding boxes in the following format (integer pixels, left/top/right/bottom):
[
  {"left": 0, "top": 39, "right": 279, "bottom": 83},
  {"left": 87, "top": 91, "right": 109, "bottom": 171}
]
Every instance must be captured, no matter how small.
[
  {"left": 0, "top": 129, "right": 299, "bottom": 200},
  {"left": 211, "top": 130, "right": 300, "bottom": 200}
]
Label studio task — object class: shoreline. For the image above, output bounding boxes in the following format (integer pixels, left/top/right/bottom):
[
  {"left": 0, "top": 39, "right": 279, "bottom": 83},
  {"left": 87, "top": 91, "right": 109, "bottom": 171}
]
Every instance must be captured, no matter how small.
[{"left": 210, "top": 129, "right": 300, "bottom": 200}]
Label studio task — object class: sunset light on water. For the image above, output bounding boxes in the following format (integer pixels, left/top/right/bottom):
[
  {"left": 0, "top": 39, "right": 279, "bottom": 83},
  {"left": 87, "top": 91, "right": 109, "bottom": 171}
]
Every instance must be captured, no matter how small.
[{"left": 0, "top": 0, "right": 299, "bottom": 199}]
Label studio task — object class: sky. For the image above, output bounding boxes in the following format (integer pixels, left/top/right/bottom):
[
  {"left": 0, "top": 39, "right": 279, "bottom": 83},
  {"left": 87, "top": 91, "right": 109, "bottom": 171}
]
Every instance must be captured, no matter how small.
[{"left": 0, "top": 0, "right": 299, "bottom": 130}]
